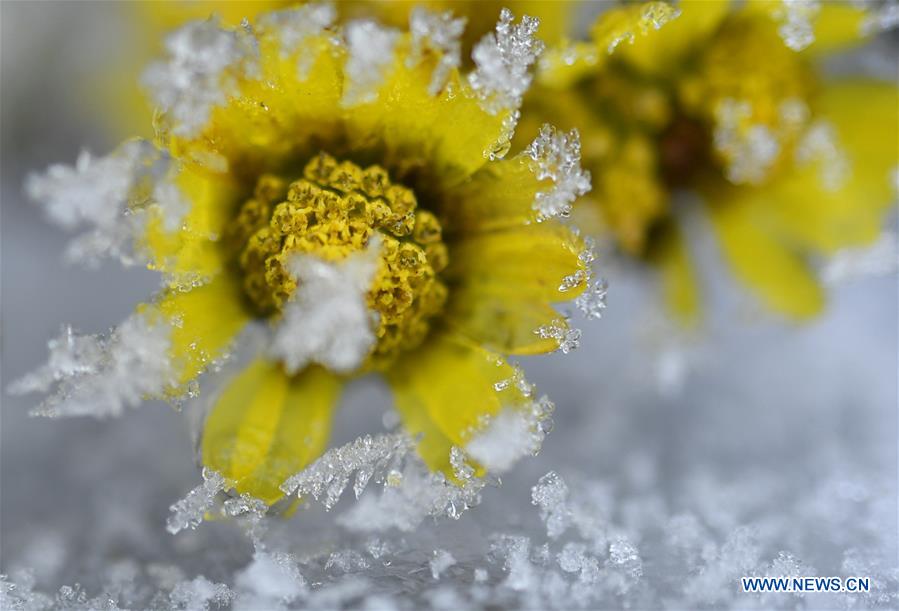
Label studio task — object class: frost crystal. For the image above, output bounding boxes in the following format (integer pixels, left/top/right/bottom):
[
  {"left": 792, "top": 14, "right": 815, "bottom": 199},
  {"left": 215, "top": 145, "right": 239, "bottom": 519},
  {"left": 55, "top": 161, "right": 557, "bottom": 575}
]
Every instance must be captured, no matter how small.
[
  {"left": 861, "top": 0, "right": 899, "bottom": 35},
  {"left": 524, "top": 125, "right": 591, "bottom": 221},
  {"left": 281, "top": 433, "right": 414, "bottom": 510},
  {"left": 604, "top": 2, "right": 682, "bottom": 53},
  {"left": 430, "top": 550, "right": 457, "bottom": 579},
  {"left": 142, "top": 18, "right": 259, "bottom": 137},
  {"left": 408, "top": 8, "right": 466, "bottom": 95},
  {"left": 11, "top": 312, "right": 175, "bottom": 419},
  {"left": 341, "top": 20, "right": 400, "bottom": 106},
  {"left": 270, "top": 240, "right": 381, "bottom": 375},
  {"left": 535, "top": 319, "right": 581, "bottom": 354},
  {"left": 169, "top": 576, "right": 233, "bottom": 611},
  {"left": 531, "top": 472, "right": 572, "bottom": 539},
  {"left": 24, "top": 141, "right": 186, "bottom": 266},
  {"left": 257, "top": 3, "right": 336, "bottom": 79},
  {"left": 466, "top": 409, "right": 543, "bottom": 473},
  {"left": 772, "top": 0, "right": 820, "bottom": 51},
  {"left": 166, "top": 469, "right": 227, "bottom": 535},
  {"left": 795, "top": 120, "right": 850, "bottom": 191},
  {"left": 469, "top": 9, "right": 544, "bottom": 115},
  {"left": 822, "top": 231, "right": 899, "bottom": 284},
  {"left": 714, "top": 100, "right": 781, "bottom": 185}
]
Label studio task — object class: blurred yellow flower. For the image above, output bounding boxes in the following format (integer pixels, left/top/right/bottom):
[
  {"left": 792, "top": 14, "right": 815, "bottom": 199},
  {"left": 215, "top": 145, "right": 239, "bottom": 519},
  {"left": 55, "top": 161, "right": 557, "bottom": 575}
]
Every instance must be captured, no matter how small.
[
  {"left": 22, "top": 5, "right": 596, "bottom": 507},
  {"left": 525, "top": 0, "right": 897, "bottom": 322}
]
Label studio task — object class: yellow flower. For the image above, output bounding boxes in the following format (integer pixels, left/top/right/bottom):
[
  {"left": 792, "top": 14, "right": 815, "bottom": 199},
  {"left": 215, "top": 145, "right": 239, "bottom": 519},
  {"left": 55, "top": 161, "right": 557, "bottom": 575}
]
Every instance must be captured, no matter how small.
[
  {"left": 527, "top": 0, "right": 897, "bottom": 322},
  {"left": 21, "top": 6, "right": 596, "bottom": 508}
]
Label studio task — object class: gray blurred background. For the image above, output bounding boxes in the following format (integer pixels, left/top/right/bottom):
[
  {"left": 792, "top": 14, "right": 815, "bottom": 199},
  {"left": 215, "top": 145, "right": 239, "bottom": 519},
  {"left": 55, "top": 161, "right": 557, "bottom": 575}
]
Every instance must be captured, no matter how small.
[{"left": 2, "top": 2, "right": 897, "bottom": 609}]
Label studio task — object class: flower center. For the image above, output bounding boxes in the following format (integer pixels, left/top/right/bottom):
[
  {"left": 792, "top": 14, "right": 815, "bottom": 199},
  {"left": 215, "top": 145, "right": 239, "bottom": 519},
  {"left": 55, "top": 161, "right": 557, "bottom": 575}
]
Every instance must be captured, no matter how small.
[{"left": 227, "top": 153, "right": 449, "bottom": 367}]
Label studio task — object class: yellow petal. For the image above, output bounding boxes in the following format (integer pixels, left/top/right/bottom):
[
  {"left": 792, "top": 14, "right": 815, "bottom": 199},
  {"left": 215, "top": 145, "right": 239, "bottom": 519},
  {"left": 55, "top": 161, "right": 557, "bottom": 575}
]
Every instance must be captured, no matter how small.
[
  {"left": 346, "top": 39, "right": 510, "bottom": 190},
  {"left": 617, "top": 0, "right": 731, "bottom": 76},
  {"left": 646, "top": 220, "right": 701, "bottom": 325},
  {"left": 706, "top": 197, "right": 824, "bottom": 319},
  {"left": 153, "top": 272, "right": 250, "bottom": 389},
  {"left": 736, "top": 80, "right": 897, "bottom": 254},
  {"left": 202, "top": 360, "right": 340, "bottom": 504},
  {"left": 386, "top": 332, "right": 512, "bottom": 474},
  {"left": 443, "top": 223, "right": 585, "bottom": 355}
]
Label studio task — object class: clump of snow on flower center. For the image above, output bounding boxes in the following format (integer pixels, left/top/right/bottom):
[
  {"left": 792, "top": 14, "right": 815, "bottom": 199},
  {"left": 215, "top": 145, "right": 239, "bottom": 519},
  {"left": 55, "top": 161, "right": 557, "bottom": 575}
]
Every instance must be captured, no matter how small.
[
  {"left": 10, "top": 312, "right": 175, "bottom": 419},
  {"left": 524, "top": 124, "right": 591, "bottom": 221},
  {"left": 141, "top": 18, "right": 259, "bottom": 137},
  {"left": 341, "top": 20, "right": 400, "bottom": 106},
  {"left": 270, "top": 238, "right": 381, "bottom": 375}
]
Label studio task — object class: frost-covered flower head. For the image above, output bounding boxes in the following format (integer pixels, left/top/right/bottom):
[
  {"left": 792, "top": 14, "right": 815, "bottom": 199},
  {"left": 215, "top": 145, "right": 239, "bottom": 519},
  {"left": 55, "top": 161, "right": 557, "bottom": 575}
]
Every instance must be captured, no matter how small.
[
  {"left": 16, "top": 4, "right": 598, "bottom": 510},
  {"left": 527, "top": 0, "right": 898, "bottom": 322}
]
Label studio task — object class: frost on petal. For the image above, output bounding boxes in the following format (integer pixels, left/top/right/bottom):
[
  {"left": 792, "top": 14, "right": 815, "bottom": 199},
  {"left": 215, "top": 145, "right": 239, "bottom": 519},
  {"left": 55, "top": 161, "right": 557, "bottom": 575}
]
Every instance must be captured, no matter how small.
[
  {"left": 10, "top": 312, "right": 176, "bottom": 419},
  {"left": 281, "top": 433, "right": 415, "bottom": 510},
  {"left": 270, "top": 239, "right": 381, "bottom": 375},
  {"left": 166, "top": 469, "right": 227, "bottom": 535},
  {"left": 535, "top": 318, "right": 581, "bottom": 354},
  {"left": 794, "top": 120, "right": 850, "bottom": 191},
  {"left": 336, "top": 446, "right": 487, "bottom": 532},
  {"left": 141, "top": 18, "right": 259, "bottom": 137},
  {"left": 408, "top": 7, "right": 466, "bottom": 95},
  {"left": 713, "top": 99, "right": 781, "bottom": 186},
  {"left": 24, "top": 141, "right": 186, "bottom": 266},
  {"left": 596, "top": 1, "right": 682, "bottom": 54},
  {"left": 469, "top": 9, "right": 543, "bottom": 115},
  {"left": 770, "top": 0, "right": 820, "bottom": 51},
  {"left": 341, "top": 20, "right": 400, "bottom": 107},
  {"left": 524, "top": 125, "right": 591, "bottom": 221},
  {"left": 465, "top": 408, "right": 542, "bottom": 473},
  {"left": 257, "top": 2, "right": 336, "bottom": 79}
]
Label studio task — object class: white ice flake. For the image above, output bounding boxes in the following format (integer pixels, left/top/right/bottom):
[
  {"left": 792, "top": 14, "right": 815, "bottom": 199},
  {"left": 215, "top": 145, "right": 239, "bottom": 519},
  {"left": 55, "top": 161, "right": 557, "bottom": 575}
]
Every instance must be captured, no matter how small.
[
  {"left": 466, "top": 409, "right": 541, "bottom": 473},
  {"left": 524, "top": 125, "right": 591, "bottom": 221},
  {"left": 535, "top": 319, "right": 581, "bottom": 354},
  {"left": 141, "top": 18, "right": 259, "bottom": 137},
  {"left": 408, "top": 8, "right": 466, "bottom": 95},
  {"left": 234, "top": 551, "right": 306, "bottom": 607},
  {"left": 24, "top": 141, "right": 187, "bottom": 266},
  {"left": 822, "top": 230, "right": 899, "bottom": 284},
  {"left": 430, "top": 550, "right": 457, "bottom": 580},
  {"left": 469, "top": 9, "right": 543, "bottom": 115},
  {"left": 714, "top": 99, "right": 781, "bottom": 185},
  {"left": 169, "top": 576, "right": 233, "bottom": 611},
  {"left": 772, "top": 0, "right": 820, "bottom": 51},
  {"left": 257, "top": 2, "right": 336, "bottom": 79},
  {"left": 270, "top": 239, "right": 381, "bottom": 375},
  {"left": 166, "top": 469, "right": 228, "bottom": 535},
  {"left": 795, "top": 120, "right": 850, "bottom": 191},
  {"left": 341, "top": 20, "right": 400, "bottom": 106},
  {"left": 531, "top": 472, "right": 573, "bottom": 540},
  {"left": 10, "top": 312, "right": 175, "bottom": 419}
]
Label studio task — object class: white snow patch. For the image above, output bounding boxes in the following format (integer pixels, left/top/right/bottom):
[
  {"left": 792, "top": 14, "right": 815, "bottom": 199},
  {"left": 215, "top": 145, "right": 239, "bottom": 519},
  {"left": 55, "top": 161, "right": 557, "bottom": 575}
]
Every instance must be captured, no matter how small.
[
  {"left": 270, "top": 238, "right": 381, "bottom": 375},
  {"left": 341, "top": 20, "right": 400, "bottom": 106},
  {"left": 465, "top": 409, "right": 540, "bottom": 473},
  {"left": 142, "top": 18, "right": 259, "bottom": 137}
]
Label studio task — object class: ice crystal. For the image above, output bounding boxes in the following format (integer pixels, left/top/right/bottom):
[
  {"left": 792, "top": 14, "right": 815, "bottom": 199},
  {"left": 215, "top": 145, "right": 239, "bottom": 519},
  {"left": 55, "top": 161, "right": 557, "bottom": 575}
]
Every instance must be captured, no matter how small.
[
  {"left": 337, "top": 446, "right": 487, "bottom": 532},
  {"left": 469, "top": 9, "right": 543, "bottom": 115},
  {"left": 257, "top": 3, "right": 336, "bottom": 79},
  {"left": 141, "top": 18, "right": 259, "bottom": 137},
  {"left": 325, "top": 551, "right": 371, "bottom": 573},
  {"left": 281, "top": 433, "right": 414, "bottom": 509},
  {"left": 575, "top": 279, "right": 609, "bottom": 320},
  {"left": 861, "top": 0, "right": 899, "bottom": 35},
  {"left": 604, "top": 2, "right": 682, "bottom": 53},
  {"left": 11, "top": 312, "right": 175, "bottom": 419},
  {"left": 466, "top": 408, "right": 546, "bottom": 473},
  {"left": 166, "top": 469, "right": 227, "bottom": 535},
  {"left": 408, "top": 8, "right": 466, "bottom": 95},
  {"left": 271, "top": 240, "right": 381, "bottom": 375},
  {"left": 822, "top": 230, "right": 899, "bottom": 284},
  {"left": 714, "top": 99, "right": 781, "bottom": 185},
  {"left": 341, "top": 20, "right": 400, "bottom": 106},
  {"left": 524, "top": 125, "right": 591, "bottom": 221},
  {"left": 795, "top": 120, "right": 850, "bottom": 191},
  {"left": 430, "top": 550, "right": 457, "bottom": 579},
  {"left": 24, "top": 141, "right": 186, "bottom": 266},
  {"left": 169, "top": 576, "right": 232, "bottom": 611},
  {"left": 531, "top": 472, "right": 572, "bottom": 540},
  {"left": 772, "top": 0, "right": 820, "bottom": 51},
  {"left": 535, "top": 319, "right": 581, "bottom": 354}
]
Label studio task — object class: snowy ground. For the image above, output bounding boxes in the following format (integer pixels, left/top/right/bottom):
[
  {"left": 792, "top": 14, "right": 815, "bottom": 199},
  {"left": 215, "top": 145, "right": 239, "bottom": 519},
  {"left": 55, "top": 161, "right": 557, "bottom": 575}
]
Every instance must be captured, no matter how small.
[{"left": 2, "top": 3, "right": 897, "bottom": 610}]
